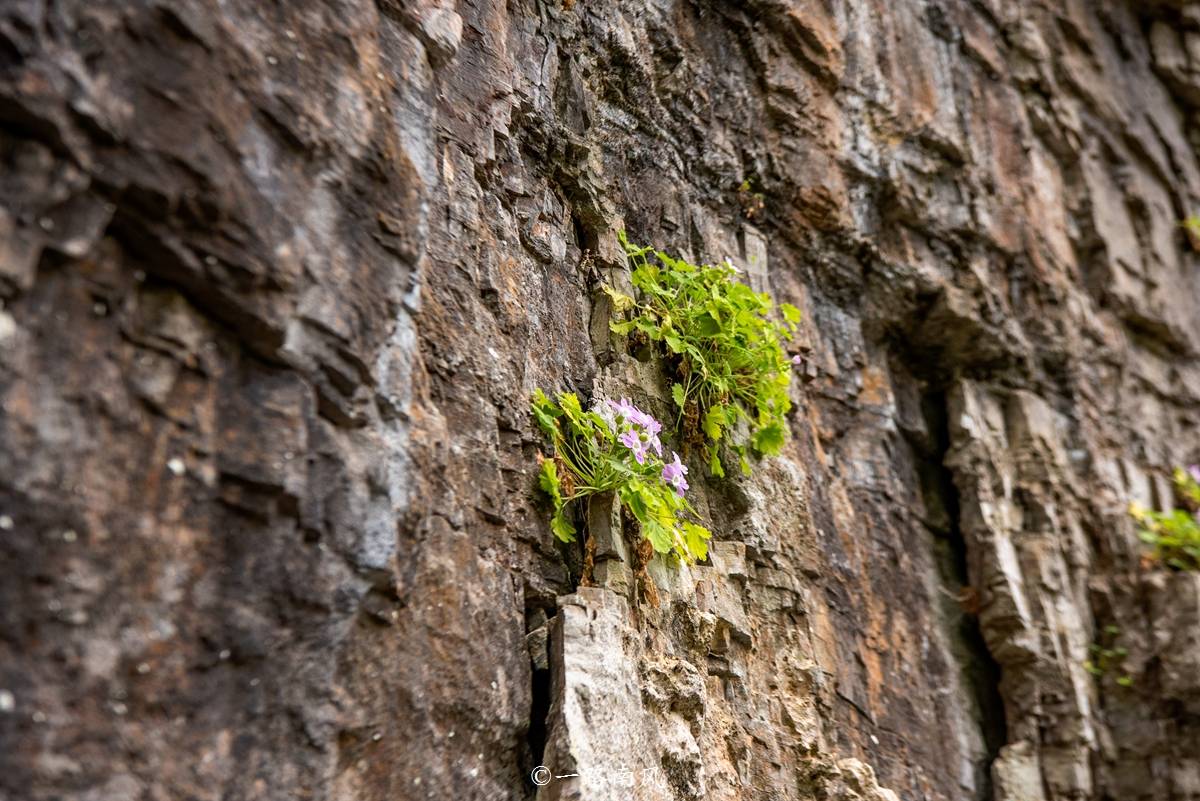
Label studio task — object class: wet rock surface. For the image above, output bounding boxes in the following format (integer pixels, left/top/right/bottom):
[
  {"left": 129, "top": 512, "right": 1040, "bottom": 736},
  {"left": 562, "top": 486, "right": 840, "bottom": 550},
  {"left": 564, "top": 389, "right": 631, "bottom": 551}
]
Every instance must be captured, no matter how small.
[{"left": 1, "top": 1, "right": 1199, "bottom": 800}]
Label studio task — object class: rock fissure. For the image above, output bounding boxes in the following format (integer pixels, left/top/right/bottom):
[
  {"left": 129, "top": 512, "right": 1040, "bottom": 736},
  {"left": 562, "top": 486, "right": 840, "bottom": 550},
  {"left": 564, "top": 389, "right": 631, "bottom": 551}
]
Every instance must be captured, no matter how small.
[{"left": 925, "top": 388, "right": 1009, "bottom": 801}]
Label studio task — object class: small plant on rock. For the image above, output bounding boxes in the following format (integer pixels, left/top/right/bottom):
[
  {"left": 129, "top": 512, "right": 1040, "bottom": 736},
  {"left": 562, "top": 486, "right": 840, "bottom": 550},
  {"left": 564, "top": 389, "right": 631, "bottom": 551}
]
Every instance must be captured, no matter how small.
[
  {"left": 737, "top": 178, "right": 765, "bottom": 220},
  {"left": 1182, "top": 216, "right": 1200, "bottom": 252},
  {"left": 530, "top": 389, "right": 711, "bottom": 563},
  {"left": 604, "top": 233, "right": 801, "bottom": 477},
  {"left": 1084, "top": 625, "right": 1133, "bottom": 688},
  {"left": 1129, "top": 466, "right": 1200, "bottom": 570}
]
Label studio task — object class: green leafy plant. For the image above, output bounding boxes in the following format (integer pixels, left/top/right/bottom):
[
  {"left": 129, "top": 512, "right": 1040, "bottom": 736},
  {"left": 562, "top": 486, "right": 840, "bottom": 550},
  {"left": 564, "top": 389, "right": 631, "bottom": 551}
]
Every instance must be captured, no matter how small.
[
  {"left": 604, "top": 233, "right": 801, "bottom": 478},
  {"left": 530, "top": 389, "right": 711, "bottom": 563},
  {"left": 1084, "top": 625, "right": 1133, "bottom": 687},
  {"left": 1129, "top": 466, "right": 1200, "bottom": 570},
  {"left": 737, "top": 178, "right": 765, "bottom": 220},
  {"left": 1182, "top": 216, "right": 1200, "bottom": 252}
]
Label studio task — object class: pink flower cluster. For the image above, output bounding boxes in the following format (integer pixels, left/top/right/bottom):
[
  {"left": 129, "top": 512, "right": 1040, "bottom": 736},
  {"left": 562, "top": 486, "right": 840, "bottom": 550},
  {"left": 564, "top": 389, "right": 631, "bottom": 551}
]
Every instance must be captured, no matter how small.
[
  {"left": 608, "top": 397, "right": 689, "bottom": 497},
  {"left": 608, "top": 397, "right": 662, "bottom": 464}
]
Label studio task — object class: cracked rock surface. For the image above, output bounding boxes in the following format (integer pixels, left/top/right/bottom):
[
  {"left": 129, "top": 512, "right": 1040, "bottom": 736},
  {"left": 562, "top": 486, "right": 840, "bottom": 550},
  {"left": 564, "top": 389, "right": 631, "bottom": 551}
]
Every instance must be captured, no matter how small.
[{"left": 1, "top": 1, "right": 1199, "bottom": 800}]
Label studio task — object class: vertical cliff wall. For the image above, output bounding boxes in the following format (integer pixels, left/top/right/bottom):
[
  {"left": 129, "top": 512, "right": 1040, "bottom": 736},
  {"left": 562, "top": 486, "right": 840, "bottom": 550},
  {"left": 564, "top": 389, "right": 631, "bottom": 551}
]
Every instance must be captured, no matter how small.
[{"left": 2, "top": 1, "right": 1199, "bottom": 800}]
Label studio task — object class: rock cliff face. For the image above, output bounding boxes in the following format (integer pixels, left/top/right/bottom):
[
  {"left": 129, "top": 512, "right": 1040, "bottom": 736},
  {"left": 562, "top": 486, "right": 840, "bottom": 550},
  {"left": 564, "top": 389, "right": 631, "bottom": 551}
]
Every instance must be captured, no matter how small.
[{"left": 2, "top": 1, "right": 1199, "bottom": 800}]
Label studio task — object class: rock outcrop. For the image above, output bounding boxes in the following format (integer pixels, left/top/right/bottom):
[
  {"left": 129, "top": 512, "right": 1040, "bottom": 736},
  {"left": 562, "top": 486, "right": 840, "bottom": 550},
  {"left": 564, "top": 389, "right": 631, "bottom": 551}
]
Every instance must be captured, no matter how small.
[{"left": 1, "top": 1, "right": 1198, "bottom": 800}]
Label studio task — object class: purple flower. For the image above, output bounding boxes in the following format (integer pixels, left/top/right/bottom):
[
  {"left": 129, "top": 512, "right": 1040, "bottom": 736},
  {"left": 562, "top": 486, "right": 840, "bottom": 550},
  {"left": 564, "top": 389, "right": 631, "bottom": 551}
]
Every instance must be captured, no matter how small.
[
  {"left": 791, "top": 354, "right": 803, "bottom": 366},
  {"left": 607, "top": 396, "right": 664, "bottom": 458},
  {"left": 1188, "top": 464, "right": 1200, "bottom": 484},
  {"left": 608, "top": 397, "right": 638, "bottom": 419},
  {"left": 662, "top": 452, "right": 689, "bottom": 496},
  {"left": 628, "top": 406, "right": 657, "bottom": 433},
  {"left": 618, "top": 429, "right": 649, "bottom": 464},
  {"left": 637, "top": 421, "right": 662, "bottom": 457}
]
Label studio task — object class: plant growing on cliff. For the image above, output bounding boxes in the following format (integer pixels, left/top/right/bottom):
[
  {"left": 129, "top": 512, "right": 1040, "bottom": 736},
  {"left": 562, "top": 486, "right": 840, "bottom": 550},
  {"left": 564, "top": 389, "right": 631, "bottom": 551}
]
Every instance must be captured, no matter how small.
[
  {"left": 1129, "top": 466, "right": 1200, "bottom": 571},
  {"left": 604, "top": 233, "right": 801, "bottom": 477},
  {"left": 531, "top": 389, "right": 711, "bottom": 563},
  {"left": 737, "top": 178, "right": 765, "bottom": 220},
  {"left": 1084, "top": 626, "right": 1133, "bottom": 688},
  {"left": 1182, "top": 216, "right": 1200, "bottom": 252}
]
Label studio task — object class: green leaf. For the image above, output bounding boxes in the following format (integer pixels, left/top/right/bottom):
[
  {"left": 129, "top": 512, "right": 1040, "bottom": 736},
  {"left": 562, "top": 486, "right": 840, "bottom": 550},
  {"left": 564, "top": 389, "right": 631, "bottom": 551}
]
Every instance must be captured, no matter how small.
[
  {"left": 610, "top": 319, "right": 636, "bottom": 335},
  {"left": 559, "top": 392, "right": 584, "bottom": 421},
  {"left": 621, "top": 484, "right": 648, "bottom": 522},
  {"left": 643, "top": 519, "right": 675, "bottom": 554},
  {"left": 682, "top": 521, "right": 711, "bottom": 561},
  {"left": 539, "top": 459, "right": 564, "bottom": 508},
  {"left": 635, "top": 318, "right": 662, "bottom": 339},
  {"left": 631, "top": 265, "right": 660, "bottom": 291},
  {"left": 671, "top": 383, "right": 686, "bottom": 408},
  {"left": 703, "top": 405, "right": 726, "bottom": 441},
  {"left": 550, "top": 510, "right": 576, "bottom": 543},
  {"left": 693, "top": 313, "right": 721, "bottom": 337},
  {"left": 779, "top": 303, "right": 802, "bottom": 325},
  {"left": 558, "top": 392, "right": 592, "bottom": 435},
  {"left": 708, "top": 445, "right": 725, "bottom": 478},
  {"left": 601, "top": 284, "right": 635, "bottom": 312},
  {"left": 530, "top": 389, "right": 561, "bottom": 437},
  {"left": 752, "top": 422, "right": 786, "bottom": 455}
]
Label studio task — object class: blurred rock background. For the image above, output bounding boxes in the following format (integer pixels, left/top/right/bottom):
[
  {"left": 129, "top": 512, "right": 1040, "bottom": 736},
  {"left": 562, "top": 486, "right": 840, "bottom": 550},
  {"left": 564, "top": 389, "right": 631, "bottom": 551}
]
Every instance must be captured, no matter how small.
[{"left": 1, "top": 1, "right": 1198, "bottom": 799}]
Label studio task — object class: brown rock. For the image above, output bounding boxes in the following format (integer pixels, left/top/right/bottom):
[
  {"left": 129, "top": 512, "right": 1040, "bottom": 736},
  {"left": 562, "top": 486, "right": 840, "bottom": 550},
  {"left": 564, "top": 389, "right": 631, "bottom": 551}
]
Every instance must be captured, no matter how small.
[{"left": 2, "top": 2, "right": 1200, "bottom": 800}]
